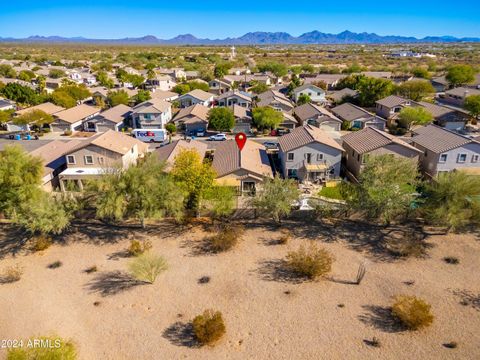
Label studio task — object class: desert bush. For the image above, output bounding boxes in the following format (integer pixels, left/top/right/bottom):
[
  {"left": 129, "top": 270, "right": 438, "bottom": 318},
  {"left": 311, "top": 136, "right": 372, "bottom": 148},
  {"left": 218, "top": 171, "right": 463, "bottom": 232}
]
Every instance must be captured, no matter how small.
[
  {"left": 209, "top": 224, "right": 244, "bottom": 253},
  {"left": 285, "top": 244, "right": 334, "bottom": 280},
  {"left": 128, "top": 239, "right": 152, "bottom": 257},
  {"left": 278, "top": 229, "right": 291, "bottom": 245},
  {"left": 128, "top": 253, "right": 168, "bottom": 284},
  {"left": 32, "top": 235, "right": 52, "bottom": 252},
  {"left": 1, "top": 265, "right": 23, "bottom": 283},
  {"left": 443, "top": 256, "right": 459, "bottom": 265},
  {"left": 391, "top": 295, "right": 434, "bottom": 330},
  {"left": 192, "top": 309, "right": 226, "bottom": 346},
  {"left": 385, "top": 231, "right": 427, "bottom": 258},
  {"left": 7, "top": 336, "right": 77, "bottom": 360}
]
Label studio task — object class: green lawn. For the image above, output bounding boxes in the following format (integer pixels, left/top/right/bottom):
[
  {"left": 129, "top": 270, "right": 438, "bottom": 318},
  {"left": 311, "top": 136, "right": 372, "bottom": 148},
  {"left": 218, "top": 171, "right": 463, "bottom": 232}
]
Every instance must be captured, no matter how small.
[{"left": 318, "top": 186, "right": 344, "bottom": 200}]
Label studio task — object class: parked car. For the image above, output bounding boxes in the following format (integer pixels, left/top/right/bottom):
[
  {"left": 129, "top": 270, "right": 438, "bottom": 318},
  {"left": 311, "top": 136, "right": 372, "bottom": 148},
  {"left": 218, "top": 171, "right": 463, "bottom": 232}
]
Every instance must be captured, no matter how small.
[
  {"left": 263, "top": 141, "right": 278, "bottom": 150},
  {"left": 208, "top": 133, "right": 227, "bottom": 141}
]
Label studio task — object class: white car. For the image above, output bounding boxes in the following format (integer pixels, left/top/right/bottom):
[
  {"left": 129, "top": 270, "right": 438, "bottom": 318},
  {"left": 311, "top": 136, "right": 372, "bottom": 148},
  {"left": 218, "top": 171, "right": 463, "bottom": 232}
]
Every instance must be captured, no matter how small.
[{"left": 208, "top": 133, "right": 227, "bottom": 141}]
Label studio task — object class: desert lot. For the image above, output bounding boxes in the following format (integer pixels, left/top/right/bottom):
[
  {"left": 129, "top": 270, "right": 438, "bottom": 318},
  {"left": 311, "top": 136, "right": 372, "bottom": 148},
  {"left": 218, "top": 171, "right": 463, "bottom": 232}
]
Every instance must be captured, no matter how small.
[{"left": 0, "top": 219, "right": 479, "bottom": 360}]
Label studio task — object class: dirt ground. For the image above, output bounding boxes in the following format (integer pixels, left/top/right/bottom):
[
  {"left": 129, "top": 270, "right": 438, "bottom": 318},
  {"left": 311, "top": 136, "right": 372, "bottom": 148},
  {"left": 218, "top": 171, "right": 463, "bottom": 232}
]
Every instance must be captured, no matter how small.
[{"left": 0, "top": 219, "right": 479, "bottom": 360}]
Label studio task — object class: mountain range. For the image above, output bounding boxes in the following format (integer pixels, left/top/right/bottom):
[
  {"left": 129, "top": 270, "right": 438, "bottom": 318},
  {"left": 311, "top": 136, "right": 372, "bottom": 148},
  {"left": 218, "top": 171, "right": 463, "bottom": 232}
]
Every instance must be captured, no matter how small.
[{"left": 1, "top": 31, "right": 479, "bottom": 45}]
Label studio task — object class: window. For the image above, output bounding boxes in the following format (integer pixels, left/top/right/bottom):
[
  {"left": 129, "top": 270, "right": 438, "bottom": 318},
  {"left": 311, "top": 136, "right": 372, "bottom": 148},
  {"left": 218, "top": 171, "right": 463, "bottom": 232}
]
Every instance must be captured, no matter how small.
[
  {"left": 67, "top": 155, "right": 76, "bottom": 164},
  {"left": 287, "top": 169, "right": 298, "bottom": 178},
  {"left": 351, "top": 150, "right": 355, "bottom": 156},
  {"left": 287, "top": 153, "right": 294, "bottom": 161},
  {"left": 439, "top": 154, "right": 448, "bottom": 163},
  {"left": 457, "top": 153, "right": 467, "bottom": 163},
  {"left": 317, "top": 153, "right": 324, "bottom": 161},
  {"left": 305, "top": 153, "right": 312, "bottom": 164},
  {"left": 98, "top": 157, "right": 104, "bottom": 165},
  {"left": 84, "top": 155, "right": 94, "bottom": 165},
  {"left": 472, "top": 154, "right": 479, "bottom": 163}
]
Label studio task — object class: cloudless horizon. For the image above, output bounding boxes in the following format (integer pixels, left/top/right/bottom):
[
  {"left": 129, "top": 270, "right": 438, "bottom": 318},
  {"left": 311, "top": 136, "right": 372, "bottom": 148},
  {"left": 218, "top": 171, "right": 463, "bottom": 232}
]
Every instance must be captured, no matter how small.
[{"left": 0, "top": 0, "right": 479, "bottom": 39}]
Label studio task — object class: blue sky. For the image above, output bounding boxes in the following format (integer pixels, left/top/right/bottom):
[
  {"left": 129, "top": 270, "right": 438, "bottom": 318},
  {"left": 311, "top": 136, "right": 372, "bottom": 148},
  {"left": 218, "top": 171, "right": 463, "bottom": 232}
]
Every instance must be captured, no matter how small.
[{"left": 0, "top": 1, "right": 479, "bottom": 39}]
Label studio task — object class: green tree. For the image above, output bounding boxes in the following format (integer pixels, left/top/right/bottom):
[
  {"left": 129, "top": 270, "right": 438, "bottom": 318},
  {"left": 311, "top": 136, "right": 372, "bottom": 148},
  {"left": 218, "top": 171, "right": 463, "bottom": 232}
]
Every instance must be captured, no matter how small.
[
  {"left": 297, "top": 94, "right": 311, "bottom": 105},
  {"left": 357, "top": 77, "right": 395, "bottom": 107},
  {"left": 127, "top": 74, "right": 145, "bottom": 88},
  {"left": 90, "top": 156, "right": 185, "bottom": 227},
  {"left": 446, "top": 65, "right": 476, "bottom": 86},
  {"left": 0, "top": 109, "right": 14, "bottom": 124},
  {"left": 0, "top": 145, "right": 43, "bottom": 216},
  {"left": 412, "top": 67, "right": 431, "bottom": 79},
  {"left": 250, "top": 176, "right": 300, "bottom": 223},
  {"left": 341, "top": 154, "right": 419, "bottom": 224},
  {"left": 133, "top": 90, "right": 151, "bottom": 104},
  {"left": 214, "top": 63, "right": 232, "bottom": 78},
  {"left": 36, "top": 75, "right": 46, "bottom": 92},
  {"left": 14, "top": 109, "right": 54, "bottom": 129},
  {"left": 207, "top": 107, "right": 235, "bottom": 131},
  {"left": 97, "top": 71, "right": 114, "bottom": 88},
  {"left": 464, "top": 95, "right": 480, "bottom": 119},
  {"left": 252, "top": 107, "right": 283, "bottom": 130},
  {"left": 396, "top": 80, "right": 435, "bottom": 101},
  {"left": 336, "top": 74, "right": 365, "bottom": 90},
  {"left": 187, "top": 80, "right": 209, "bottom": 92},
  {"left": 171, "top": 149, "right": 216, "bottom": 211},
  {"left": 165, "top": 123, "right": 176, "bottom": 135},
  {"left": 257, "top": 62, "right": 288, "bottom": 77},
  {"left": 301, "top": 64, "right": 315, "bottom": 74},
  {"left": 250, "top": 81, "right": 270, "bottom": 94},
  {"left": 172, "top": 83, "right": 191, "bottom": 95},
  {"left": 107, "top": 90, "right": 130, "bottom": 106},
  {"left": 48, "top": 69, "right": 66, "bottom": 79},
  {"left": 0, "top": 64, "right": 16, "bottom": 78},
  {"left": 1, "top": 83, "right": 41, "bottom": 105},
  {"left": 204, "top": 185, "right": 236, "bottom": 221},
  {"left": 397, "top": 106, "right": 433, "bottom": 130},
  {"left": 51, "top": 91, "right": 76, "bottom": 108},
  {"left": 17, "top": 70, "right": 36, "bottom": 82},
  {"left": 423, "top": 171, "right": 480, "bottom": 232}
]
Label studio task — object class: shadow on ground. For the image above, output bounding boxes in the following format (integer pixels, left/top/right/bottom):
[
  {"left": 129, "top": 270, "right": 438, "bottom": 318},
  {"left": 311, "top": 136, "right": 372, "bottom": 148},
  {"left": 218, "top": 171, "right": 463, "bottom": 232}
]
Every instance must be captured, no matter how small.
[
  {"left": 86, "top": 270, "right": 145, "bottom": 296},
  {"left": 162, "top": 321, "right": 200, "bottom": 348},
  {"left": 0, "top": 224, "right": 31, "bottom": 259},
  {"left": 358, "top": 305, "right": 407, "bottom": 333},
  {"left": 450, "top": 288, "right": 480, "bottom": 311},
  {"left": 255, "top": 259, "right": 310, "bottom": 284}
]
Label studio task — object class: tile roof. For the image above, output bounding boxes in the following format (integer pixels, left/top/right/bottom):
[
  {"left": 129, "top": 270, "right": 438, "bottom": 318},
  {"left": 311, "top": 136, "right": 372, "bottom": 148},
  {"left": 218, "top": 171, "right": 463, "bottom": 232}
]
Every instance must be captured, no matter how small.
[
  {"left": 153, "top": 140, "right": 208, "bottom": 170},
  {"left": 16, "top": 102, "right": 65, "bottom": 116},
  {"left": 174, "top": 104, "right": 210, "bottom": 122},
  {"left": 445, "top": 87, "right": 480, "bottom": 97},
  {"left": 327, "top": 88, "right": 358, "bottom": 102},
  {"left": 54, "top": 104, "right": 100, "bottom": 124},
  {"left": 98, "top": 104, "right": 132, "bottom": 124},
  {"left": 417, "top": 101, "right": 454, "bottom": 118},
  {"left": 375, "top": 95, "right": 409, "bottom": 108},
  {"left": 132, "top": 98, "right": 171, "bottom": 114},
  {"left": 215, "top": 90, "right": 253, "bottom": 102},
  {"left": 293, "top": 84, "right": 325, "bottom": 94},
  {"left": 411, "top": 124, "right": 479, "bottom": 154},
  {"left": 180, "top": 89, "right": 213, "bottom": 101},
  {"left": 342, "top": 127, "right": 420, "bottom": 154},
  {"left": 212, "top": 140, "right": 272, "bottom": 178},
  {"left": 278, "top": 124, "right": 344, "bottom": 153},
  {"left": 68, "top": 130, "right": 148, "bottom": 155},
  {"left": 332, "top": 103, "right": 373, "bottom": 121},
  {"left": 293, "top": 103, "right": 342, "bottom": 123}
]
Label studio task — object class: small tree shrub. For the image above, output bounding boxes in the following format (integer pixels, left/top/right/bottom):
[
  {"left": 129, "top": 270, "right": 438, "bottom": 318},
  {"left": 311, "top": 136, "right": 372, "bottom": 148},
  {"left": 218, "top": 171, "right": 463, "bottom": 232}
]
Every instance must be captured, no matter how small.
[
  {"left": 391, "top": 295, "right": 434, "bottom": 330},
  {"left": 209, "top": 224, "right": 244, "bottom": 253},
  {"left": 192, "top": 309, "right": 226, "bottom": 346},
  {"left": 32, "top": 235, "right": 52, "bottom": 252},
  {"left": 385, "top": 231, "right": 427, "bottom": 258},
  {"left": 7, "top": 336, "right": 77, "bottom": 360},
  {"left": 285, "top": 244, "right": 334, "bottom": 280},
  {"left": 1, "top": 265, "right": 23, "bottom": 283},
  {"left": 128, "top": 253, "right": 168, "bottom": 284},
  {"left": 128, "top": 239, "right": 152, "bottom": 257}
]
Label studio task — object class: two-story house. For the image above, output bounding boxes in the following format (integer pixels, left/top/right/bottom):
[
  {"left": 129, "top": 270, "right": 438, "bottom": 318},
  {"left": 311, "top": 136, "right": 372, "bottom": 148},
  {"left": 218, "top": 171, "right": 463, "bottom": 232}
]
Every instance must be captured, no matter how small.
[
  {"left": 442, "top": 87, "right": 480, "bottom": 108},
  {"left": 172, "top": 104, "right": 210, "bottom": 135},
  {"left": 375, "top": 95, "right": 412, "bottom": 120},
  {"left": 131, "top": 98, "right": 172, "bottom": 129},
  {"left": 292, "top": 84, "right": 326, "bottom": 104},
  {"left": 58, "top": 130, "right": 148, "bottom": 191},
  {"left": 410, "top": 124, "right": 480, "bottom": 178},
  {"left": 278, "top": 124, "right": 344, "bottom": 183},
  {"left": 84, "top": 104, "right": 132, "bottom": 132},
  {"left": 177, "top": 89, "right": 214, "bottom": 108},
  {"left": 215, "top": 90, "right": 253, "bottom": 108},
  {"left": 332, "top": 102, "right": 386, "bottom": 130},
  {"left": 342, "top": 127, "right": 421, "bottom": 180},
  {"left": 293, "top": 103, "right": 343, "bottom": 131}
]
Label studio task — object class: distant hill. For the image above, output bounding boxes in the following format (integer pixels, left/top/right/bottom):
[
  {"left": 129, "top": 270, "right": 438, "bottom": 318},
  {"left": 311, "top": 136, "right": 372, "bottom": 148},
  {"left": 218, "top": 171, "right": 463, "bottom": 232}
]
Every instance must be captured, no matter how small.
[{"left": 1, "top": 31, "right": 479, "bottom": 45}]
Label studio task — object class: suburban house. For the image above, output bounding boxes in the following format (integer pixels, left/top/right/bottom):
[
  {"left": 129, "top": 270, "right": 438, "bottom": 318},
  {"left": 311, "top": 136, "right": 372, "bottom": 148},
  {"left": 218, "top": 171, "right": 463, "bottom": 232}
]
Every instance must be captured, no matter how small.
[
  {"left": 91, "top": 87, "right": 138, "bottom": 105},
  {"left": 212, "top": 140, "right": 273, "bottom": 195},
  {"left": 172, "top": 104, "right": 210, "bottom": 135},
  {"left": 154, "top": 139, "right": 208, "bottom": 171},
  {"left": 208, "top": 79, "right": 232, "bottom": 95},
  {"left": 215, "top": 91, "right": 253, "bottom": 108},
  {"left": 442, "top": 87, "right": 480, "bottom": 107},
  {"left": 279, "top": 112, "right": 299, "bottom": 130},
  {"left": 430, "top": 76, "right": 450, "bottom": 93},
  {"left": 293, "top": 103, "right": 343, "bottom": 131},
  {"left": 332, "top": 103, "right": 386, "bottom": 130},
  {"left": 0, "top": 98, "right": 15, "bottom": 111},
  {"left": 410, "top": 124, "right": 480, "bottom": 177},
  {"left": 58, "top": 130, "right": 148, "bottom": 191},
  {"left": 51, "top": 104, "right": 101, "bottom": 132},
  {"left": 8, "top": 102, "right": 65, "bottom": 132},
  {"left": 302, "top": 74, "right": 347, "bottom": 90},
  {"left": 278, "top": 124, "right": 344, "bottom": 183},
  {"left": 177, "top": 89, "right": 214, "bottom": 108},
  {"left": 292, "top": 84, "right": 326, "bottom": 104},
  {"left": 131, "top": 98, "right": 172, "bottom": 129},
  {"left": 341, "top": 127, "right": 422, "bottom": 180},
  {"left": 147, "top": 74, "right": 176, "bottom": 91},
  {"left": 232, "top": 105, "right": 253, "bottom": 134},
  {"left": 327, "top": 88, "right": 359, "bottom": 104},
  {"left": 375, "top": 95, "right": 412, "bottom": 120},
  {"left": 257, "top": 90, "right": 294, "bottom": 113},
  {"left": 150, "top": 89, "right": 179, "bottom": 102},
  {"left": 417, "top": 101, "right": 468, "bottom": 130},
  {"left": 84, "top": 104, "right": 132, "bottom": 132}
]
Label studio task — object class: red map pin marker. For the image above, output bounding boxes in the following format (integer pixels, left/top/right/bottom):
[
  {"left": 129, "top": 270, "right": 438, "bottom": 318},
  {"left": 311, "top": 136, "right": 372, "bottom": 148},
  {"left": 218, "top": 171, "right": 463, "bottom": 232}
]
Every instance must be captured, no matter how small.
[{"left": 235, "top": 132, "right": 247, "bottom": 151}]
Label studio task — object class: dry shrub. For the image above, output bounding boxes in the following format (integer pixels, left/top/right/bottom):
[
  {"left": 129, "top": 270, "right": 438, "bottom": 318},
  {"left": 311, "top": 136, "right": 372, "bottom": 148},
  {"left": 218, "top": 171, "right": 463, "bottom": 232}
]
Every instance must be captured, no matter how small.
[
  {"left": 128, "top": 239, "right": 152, "bottom": 257},
  {"left": 385, "top": 231, "right": 427, "bottom": 258},
  {"left": 391, "top": 295, "right": 434, "bottom": 330},
  {"left": 278, "top": 229, "right": 291, "bottom": 245},
  {"left": 32, "top": 235, "right": 52, "bottom": 252},
  {"left": 209, "top": 224, "right": 244, "bottom": 253},
  {"left": 192, "top": 309, "right": 226, "bottom": 346},
  {"left": 286, "top": 244, "right": 334, "bottom": 280},
  {"left": 1, "top": 265, "right": 23, "bottom": 283},
  {"left": 128, "top": 253, "right": 168, "bottom": 284}
]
